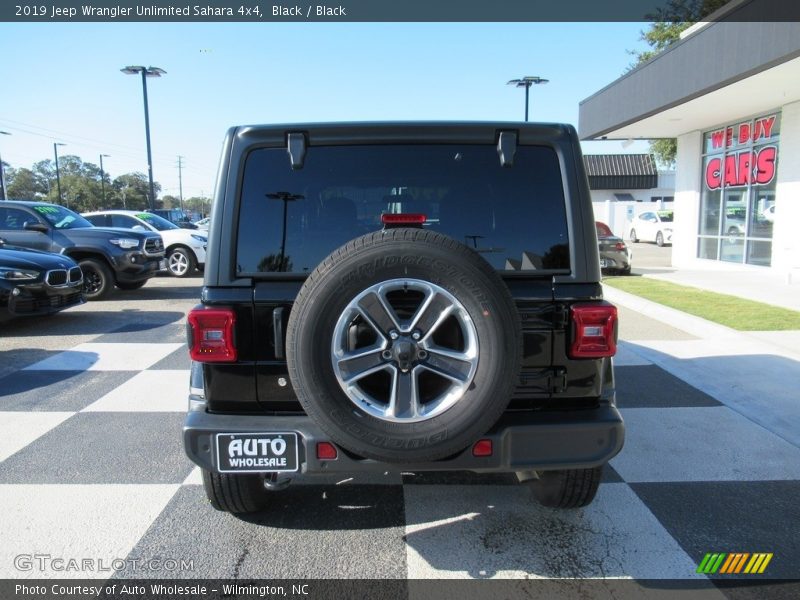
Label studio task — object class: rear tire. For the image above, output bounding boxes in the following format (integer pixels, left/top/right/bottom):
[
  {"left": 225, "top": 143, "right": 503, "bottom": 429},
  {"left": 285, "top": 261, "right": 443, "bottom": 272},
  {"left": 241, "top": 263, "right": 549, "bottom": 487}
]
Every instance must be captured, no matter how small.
[
  {"left": 201, "top": 469, "right": 268, "bottom": 513},
  {"left": 629, "top": 229, "right": 639, "bottom": 243},
  {"left": 656, "top": 231, "right": 664, "bottom": 247},
  {"left": 79, "top": 258, "right": 114, "bottom": 301},
  {"left": 529, "top": 466, "right": 604, "bottom": 508}
]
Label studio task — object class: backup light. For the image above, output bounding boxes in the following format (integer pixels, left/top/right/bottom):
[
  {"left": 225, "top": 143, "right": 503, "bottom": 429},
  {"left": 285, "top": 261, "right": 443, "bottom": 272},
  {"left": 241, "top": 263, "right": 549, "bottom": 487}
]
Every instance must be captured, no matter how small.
[
  {"left": 187, "top": 308, "right": 237, "bottom": 362},
  {"left": 569, "top": 303, "right": 618, "bottom": 359}
]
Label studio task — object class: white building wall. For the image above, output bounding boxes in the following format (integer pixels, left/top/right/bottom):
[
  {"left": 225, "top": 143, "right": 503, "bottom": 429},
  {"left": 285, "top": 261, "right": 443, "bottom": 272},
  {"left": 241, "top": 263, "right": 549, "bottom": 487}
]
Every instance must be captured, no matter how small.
[
  {"left": 672, "top": 130, "right": 703, "bottom": 267},
  {"left": 773, "top": 100, "right": 800, "bottom": 278}
]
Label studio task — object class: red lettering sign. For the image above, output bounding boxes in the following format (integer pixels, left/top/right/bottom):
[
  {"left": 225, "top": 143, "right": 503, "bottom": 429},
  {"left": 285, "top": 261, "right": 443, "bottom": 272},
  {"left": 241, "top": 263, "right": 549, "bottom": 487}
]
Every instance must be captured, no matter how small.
[
  {"left": 710, "top": 130, "right": 725, "bottom": 149},
  {"left": 704, "top": 146, "right": 777, "bottom": 190}
]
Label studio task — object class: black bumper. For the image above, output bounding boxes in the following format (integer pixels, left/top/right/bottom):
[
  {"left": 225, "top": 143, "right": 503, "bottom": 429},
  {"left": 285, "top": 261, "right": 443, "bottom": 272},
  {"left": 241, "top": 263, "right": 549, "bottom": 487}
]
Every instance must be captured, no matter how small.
[
  {"left": 114, "top": 253, "right": 163, "bottom": 284},
  {"left": 0, "top": 281, "right": 84, "bottom": 320},
  {"left": 183, "top": 405, "right": 624, "bottom": 475}
]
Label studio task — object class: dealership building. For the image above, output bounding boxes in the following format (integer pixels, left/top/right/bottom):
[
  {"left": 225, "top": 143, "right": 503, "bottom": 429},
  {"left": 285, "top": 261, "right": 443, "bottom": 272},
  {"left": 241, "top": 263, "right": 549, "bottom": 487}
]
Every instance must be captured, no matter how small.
[{"left": 579, "top": 5, "right": 800, "bottom": 279}]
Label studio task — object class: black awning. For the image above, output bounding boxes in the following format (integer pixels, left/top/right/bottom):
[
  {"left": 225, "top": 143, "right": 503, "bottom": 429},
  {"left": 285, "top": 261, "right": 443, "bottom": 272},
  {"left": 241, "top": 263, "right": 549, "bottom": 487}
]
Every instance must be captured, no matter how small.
[{"left": 583, "top": 154, "right": 658, "bottom": 190}]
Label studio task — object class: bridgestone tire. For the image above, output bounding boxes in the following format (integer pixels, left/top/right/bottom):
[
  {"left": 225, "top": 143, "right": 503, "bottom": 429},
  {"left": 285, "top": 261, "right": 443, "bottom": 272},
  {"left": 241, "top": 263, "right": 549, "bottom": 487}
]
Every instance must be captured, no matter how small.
[
  {"left": 201, "top": 469, "right": 267, "bottom": 513},
  {"left": 529, "top": 466, "right": 604, "bottom": 509},
  {"left": 285, "top": 228, "right": 522, "bottom": 463}
]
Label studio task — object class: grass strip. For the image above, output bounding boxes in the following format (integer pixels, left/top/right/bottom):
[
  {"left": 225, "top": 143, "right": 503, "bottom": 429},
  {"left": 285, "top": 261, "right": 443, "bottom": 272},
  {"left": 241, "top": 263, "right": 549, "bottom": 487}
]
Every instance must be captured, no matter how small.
[{"left": 603, "top": 276, "right": 800, "bottom": 331}]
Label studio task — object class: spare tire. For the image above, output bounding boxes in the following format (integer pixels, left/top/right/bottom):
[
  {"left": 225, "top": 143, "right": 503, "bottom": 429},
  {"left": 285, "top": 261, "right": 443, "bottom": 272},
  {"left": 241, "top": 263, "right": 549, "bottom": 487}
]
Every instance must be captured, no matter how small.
[{"left": 285, "top": 228, "right": 522, "bottom": 462}]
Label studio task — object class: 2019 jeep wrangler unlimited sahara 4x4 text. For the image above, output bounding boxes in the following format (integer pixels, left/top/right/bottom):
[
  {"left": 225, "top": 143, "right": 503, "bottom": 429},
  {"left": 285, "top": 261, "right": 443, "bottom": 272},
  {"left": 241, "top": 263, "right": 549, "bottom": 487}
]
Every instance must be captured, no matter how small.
[{"left": 184, "top": 122, "right": 624, "bottom": 513}]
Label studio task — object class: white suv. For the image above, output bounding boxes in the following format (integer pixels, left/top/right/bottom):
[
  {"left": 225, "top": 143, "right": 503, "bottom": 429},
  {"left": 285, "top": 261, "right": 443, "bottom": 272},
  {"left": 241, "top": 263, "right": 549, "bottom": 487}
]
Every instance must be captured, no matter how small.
[{"left": 83, "top": 210, "right": 207, "bottom": 277}]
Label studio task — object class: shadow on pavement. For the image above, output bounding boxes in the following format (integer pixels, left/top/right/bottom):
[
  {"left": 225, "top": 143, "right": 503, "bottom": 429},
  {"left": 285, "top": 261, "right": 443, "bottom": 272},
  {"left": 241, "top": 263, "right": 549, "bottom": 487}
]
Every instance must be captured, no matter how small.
[{"left": 0, "top": 310, "right": 186, "bottom": 339}]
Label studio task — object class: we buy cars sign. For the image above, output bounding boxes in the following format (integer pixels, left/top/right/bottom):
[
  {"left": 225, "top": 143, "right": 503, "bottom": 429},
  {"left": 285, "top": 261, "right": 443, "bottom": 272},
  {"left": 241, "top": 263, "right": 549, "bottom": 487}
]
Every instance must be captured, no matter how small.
[{"left": 705, "top": 115, "right": 778, "bottom": 190}]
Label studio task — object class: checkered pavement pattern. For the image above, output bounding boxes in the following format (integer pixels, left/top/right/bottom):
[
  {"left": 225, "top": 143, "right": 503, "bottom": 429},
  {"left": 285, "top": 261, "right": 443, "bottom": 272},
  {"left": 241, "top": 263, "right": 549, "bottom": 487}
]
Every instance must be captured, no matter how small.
[{"left": 1, "top": 316, "right": 799, "bottom": 582}]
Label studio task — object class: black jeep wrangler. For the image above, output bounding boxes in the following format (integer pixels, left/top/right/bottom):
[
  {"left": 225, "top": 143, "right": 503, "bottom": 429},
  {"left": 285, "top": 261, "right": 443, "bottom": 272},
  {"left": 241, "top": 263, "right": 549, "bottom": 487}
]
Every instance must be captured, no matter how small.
[{"left": 184, "top": 122, "right": 623, "bottom": 513}]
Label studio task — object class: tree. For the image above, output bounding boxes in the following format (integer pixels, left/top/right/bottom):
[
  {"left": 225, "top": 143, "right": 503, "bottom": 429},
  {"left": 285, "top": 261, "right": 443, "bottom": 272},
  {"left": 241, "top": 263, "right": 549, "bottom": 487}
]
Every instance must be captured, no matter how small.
[
  {"left": 630, "top": 0, "right": 729, "bottom": 167},
  {"left": 111, "top": 172, "right": 155, "bottom": 211},
  {"left": 5, "top": 167, "right": 49, "bottom": 200}
]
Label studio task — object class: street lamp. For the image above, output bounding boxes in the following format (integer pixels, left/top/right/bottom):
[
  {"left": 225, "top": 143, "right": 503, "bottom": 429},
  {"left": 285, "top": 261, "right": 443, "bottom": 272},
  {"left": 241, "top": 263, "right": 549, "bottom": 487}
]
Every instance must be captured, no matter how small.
[
  {"left": 0, "top": 131, "right": 10, "bottom": 201},
  {"left": 507, "top": 76, "right": 549, "bottom": 122},
  {"left": 121, "top": 65, "right": 166, "bottom": 210},
  {"left": 99, "top": 154, "right": 111, "bottom": 206},
  {"left": 54, "top": 142, "right": 66, "bottom": 205}
]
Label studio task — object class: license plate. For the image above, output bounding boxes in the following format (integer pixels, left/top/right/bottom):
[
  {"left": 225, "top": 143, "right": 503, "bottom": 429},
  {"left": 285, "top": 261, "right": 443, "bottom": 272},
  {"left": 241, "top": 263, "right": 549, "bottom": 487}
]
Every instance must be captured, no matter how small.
[
  {"left": 215, "top": 432, "right": 299, "bottom": 473},
  {"left": 599, "top": 259, "right": 608, "bottom": 268},
  {"left": 158, "top": 259, "right": 167, "bottom": 270}
]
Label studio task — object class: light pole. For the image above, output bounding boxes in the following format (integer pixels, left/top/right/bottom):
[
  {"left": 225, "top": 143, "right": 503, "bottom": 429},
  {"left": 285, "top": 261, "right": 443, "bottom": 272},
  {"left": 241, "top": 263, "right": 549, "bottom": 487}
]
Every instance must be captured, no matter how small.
[
  {"left": 121, "top": 65, "right": 166, "bottom": 210},
  {"left": 54, "top": 142, "right": 66, "bottom": 205},
  {"left": 0, "top": 131, "right": 10, "bottom": 201},
  {"left": 507, "top": 76, "right": 549, "bottom": 122},
  {"left": 99, "top": 154, "right": 111, "bottom": 206}
]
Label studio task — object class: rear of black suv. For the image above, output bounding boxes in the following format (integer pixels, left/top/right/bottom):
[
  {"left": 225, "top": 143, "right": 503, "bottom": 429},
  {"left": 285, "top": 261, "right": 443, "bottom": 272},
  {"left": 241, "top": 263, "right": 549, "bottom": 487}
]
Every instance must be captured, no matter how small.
[{"left": 184, "top": 122, "right": 624, "bottom": 513}]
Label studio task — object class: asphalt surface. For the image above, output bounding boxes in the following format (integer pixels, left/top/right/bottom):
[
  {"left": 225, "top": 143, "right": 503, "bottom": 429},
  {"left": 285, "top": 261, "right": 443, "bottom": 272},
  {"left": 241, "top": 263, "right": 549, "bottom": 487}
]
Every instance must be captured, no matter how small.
[{"left": 1, "top": 263, "right": 799, "bottom": 593}]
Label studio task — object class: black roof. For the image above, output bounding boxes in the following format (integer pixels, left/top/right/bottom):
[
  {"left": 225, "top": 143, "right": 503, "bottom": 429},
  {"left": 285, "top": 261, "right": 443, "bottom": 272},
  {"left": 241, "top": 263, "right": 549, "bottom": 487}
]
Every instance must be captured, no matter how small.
[{"left": 583, "top": 154, "right": 658, "bottom": 190}]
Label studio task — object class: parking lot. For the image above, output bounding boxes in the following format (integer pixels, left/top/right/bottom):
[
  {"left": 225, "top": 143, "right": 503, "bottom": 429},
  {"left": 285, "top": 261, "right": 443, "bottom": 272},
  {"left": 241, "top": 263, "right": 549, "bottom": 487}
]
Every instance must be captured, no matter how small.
[{"left": 1, "top": 263, "right": 799, "bottom": 590}]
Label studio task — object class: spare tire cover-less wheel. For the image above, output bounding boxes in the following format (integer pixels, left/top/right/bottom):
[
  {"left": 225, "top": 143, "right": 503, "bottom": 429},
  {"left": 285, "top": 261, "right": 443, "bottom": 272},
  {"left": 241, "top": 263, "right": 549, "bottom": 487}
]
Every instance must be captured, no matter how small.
[{"left": 285, "top": 228, "right": 522, "bottom": 463}]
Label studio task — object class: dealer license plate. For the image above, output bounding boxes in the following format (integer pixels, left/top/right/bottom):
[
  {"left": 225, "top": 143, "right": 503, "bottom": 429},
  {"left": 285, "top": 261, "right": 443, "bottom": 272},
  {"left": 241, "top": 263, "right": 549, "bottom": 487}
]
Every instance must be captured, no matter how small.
[
  {"left": 158, "top": 259, "right": 167, "bottom": 270},
  {"left": 215, "top": 432, "right": 299, "bottom": 473}
]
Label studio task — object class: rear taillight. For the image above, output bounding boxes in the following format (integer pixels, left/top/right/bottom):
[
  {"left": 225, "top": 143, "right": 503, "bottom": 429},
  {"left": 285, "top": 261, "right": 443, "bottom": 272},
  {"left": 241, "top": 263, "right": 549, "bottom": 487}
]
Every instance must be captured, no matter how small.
[
  {"left": 188, "top": 308, "right": 237, "bottom": 362},
  {"left": 569, "top": 302, "right": 617, "bottom": 359},
  {"left": 615, "top": 242, "right": 627, "bottom": 251}
]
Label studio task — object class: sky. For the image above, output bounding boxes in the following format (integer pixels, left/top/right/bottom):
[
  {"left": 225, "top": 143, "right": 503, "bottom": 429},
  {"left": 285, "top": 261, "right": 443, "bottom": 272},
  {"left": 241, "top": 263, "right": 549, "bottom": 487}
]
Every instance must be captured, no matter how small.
[{"left": 0, "top": 22, "right": 651, "bottom": 200}]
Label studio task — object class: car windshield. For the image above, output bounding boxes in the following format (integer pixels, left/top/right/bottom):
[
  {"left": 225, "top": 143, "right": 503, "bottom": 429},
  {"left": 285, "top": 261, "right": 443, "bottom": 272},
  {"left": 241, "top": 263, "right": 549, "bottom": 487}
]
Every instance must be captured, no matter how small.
[
  {"left": 657, "top": 211, "right": 674, "bottom": 222},
  {"left": 33, "top": 204, "right": 93, "bottom": 229},
  {"left": 135, "top": 212, "right": 179, "bottom": 231}
]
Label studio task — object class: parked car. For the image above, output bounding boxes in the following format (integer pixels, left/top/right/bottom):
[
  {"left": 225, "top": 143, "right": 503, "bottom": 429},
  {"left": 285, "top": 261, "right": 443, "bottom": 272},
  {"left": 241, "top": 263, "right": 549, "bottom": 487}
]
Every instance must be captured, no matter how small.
[
  {"left": 193, "top": 217, "right": 210, "bottom": 231},
  {"left": 0, "top": 201, "right": 165, "bottom": 300},
  {"left": 184, "top": 122, "right": 623, "bottom": 515},
  {"left": 83, "top": 210, "right": 207, "bottom": 278},
  {"left": 629, "top": 210, "right": 673, "bottom": 247},
  {"left": 0, "top": 238, "right": 84, "bottom": 321},
  {"left": 147, "top": 208, "right": 198, "bottom": 229},
  {"left": 596, "top": 221, "right": 631, "bottom": 275}
]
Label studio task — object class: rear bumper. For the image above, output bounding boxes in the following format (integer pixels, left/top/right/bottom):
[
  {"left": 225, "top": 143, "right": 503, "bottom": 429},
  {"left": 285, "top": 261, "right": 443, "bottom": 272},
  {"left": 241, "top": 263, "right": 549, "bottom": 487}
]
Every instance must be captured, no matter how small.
[{"left": 183, "top": 405, "right": 624, "bottom": 476}]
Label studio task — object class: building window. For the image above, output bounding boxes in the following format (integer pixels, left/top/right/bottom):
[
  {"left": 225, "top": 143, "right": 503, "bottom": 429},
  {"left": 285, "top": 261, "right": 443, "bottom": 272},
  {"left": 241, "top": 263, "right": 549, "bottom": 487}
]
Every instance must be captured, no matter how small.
[{"left": 698, "top": 113, "right": 780, "bottom": 266}]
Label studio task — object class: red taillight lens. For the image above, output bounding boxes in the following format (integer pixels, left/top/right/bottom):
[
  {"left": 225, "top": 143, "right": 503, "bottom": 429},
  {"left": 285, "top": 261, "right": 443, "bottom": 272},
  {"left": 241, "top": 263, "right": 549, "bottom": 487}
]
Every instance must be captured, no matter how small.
[
  {"left": 615, "top": 242, "right": 627, "bottom": 251},
  {"left": 472, "top": 439, "right": 493, "bottom": 457},
  {"left": 188, "top": 308, "right": 237, "bottom": 363},
  {"left": 381, "top": 213, "right": 427, "bottom": 225},
  {"left": 316, "top": 442, "right": 338, "bottom": 460},
  {"left": 569, "top": 302, "right": 618, "bottom": 359}
]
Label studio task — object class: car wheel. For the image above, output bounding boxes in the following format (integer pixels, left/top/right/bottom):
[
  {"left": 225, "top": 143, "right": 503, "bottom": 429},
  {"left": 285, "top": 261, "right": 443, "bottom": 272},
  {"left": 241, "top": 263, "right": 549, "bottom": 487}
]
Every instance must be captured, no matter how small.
[
  {"left": 167, "top": 247, "right": 196, "bottom": 278},
  {"left": 629, "top": 229, "right": 638, "bottom": 243},
  {"left": 527, "top": 466, "right": 604, "bottom": 508},
  {"left": 116, "top": 280, "right": 147, "bottom": 291},
  {"left": 201, "top": 469, "right": 268, "bottom": 513},
  {"left": 656, "top": 231, "right": 664, "bottom": 247},
  {"left": 79, "top": 258, "right": 113, "bottom": 301},
  {"left": 285, "top": 228, "right": 523, "bottom": 463}
]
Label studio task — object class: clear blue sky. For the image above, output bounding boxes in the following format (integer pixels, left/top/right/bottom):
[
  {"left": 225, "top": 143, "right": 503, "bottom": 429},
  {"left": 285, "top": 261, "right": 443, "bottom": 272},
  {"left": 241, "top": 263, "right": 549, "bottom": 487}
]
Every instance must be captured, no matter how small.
[{"left": 0, "top": 22, "right": 650, "bottom": 199}]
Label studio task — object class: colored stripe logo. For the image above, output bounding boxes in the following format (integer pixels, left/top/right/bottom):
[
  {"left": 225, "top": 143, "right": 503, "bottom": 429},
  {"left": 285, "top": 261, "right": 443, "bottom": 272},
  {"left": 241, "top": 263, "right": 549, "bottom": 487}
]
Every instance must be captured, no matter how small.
[{"left": 697, "top": 552, "right": 773, "bottom": 574}]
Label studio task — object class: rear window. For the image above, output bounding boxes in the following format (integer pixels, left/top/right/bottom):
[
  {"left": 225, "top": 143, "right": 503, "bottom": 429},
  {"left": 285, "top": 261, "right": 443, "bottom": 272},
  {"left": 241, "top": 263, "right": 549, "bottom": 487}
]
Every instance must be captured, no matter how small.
[{"left": 236, "top": 144, "right": 569, "bottom": 274}]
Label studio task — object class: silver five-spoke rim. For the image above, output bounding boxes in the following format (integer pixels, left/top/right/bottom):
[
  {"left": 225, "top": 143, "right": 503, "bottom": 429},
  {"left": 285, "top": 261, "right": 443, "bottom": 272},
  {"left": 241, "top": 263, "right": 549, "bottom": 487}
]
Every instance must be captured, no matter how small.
[
  {"left": 332, "top": 278, "right": 479, "bottom": 423},
  {"left": 168, "top": 251, "right": 188, "bottom": 276}
]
